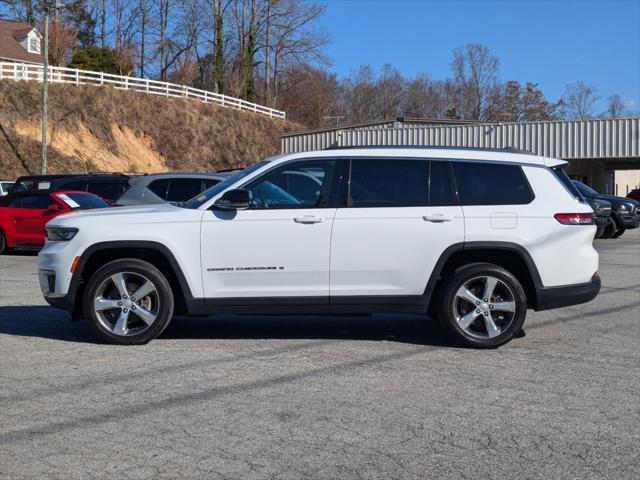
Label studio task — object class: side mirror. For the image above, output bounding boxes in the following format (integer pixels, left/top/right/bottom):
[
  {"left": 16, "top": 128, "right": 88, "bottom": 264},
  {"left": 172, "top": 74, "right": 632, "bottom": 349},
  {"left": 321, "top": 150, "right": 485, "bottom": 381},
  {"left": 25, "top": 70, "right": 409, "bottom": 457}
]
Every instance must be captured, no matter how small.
[
  {"left": 47, "top": 203, "right": 62, "bottom": 213},
  {"left": 212, "top": 189, "right": 251, "bottom": 211}
]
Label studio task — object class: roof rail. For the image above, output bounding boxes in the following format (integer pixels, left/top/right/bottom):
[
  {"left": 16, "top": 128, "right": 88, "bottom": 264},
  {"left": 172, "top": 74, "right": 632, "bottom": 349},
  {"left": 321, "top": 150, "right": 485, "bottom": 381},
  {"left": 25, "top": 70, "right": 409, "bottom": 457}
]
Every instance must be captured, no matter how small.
[{"left": 322, "top": 145, "right": 534, "bottom": 154}]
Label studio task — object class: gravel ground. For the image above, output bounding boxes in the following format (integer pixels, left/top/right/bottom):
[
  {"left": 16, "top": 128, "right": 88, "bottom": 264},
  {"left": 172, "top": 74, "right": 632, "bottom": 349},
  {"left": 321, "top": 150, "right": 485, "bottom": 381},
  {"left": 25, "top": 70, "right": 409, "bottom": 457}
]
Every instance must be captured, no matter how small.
[{"left": 1, "top": 231, "right": 639, "bottom": 479}]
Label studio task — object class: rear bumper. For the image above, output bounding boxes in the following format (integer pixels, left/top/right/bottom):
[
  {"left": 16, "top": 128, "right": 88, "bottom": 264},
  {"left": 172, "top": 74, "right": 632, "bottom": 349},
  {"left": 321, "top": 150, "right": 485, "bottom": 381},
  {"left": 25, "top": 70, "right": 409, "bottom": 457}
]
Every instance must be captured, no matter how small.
[{"left": 535, "top": 274, "right": 601, "bottom": 311}]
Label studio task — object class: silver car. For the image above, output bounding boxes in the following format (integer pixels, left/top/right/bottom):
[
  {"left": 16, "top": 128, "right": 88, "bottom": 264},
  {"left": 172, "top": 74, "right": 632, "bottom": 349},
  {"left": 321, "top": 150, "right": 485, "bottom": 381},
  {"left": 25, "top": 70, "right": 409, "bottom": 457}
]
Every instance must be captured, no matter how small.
[{"left": 115, "top": 173, "right": 230, "bottom": 206}]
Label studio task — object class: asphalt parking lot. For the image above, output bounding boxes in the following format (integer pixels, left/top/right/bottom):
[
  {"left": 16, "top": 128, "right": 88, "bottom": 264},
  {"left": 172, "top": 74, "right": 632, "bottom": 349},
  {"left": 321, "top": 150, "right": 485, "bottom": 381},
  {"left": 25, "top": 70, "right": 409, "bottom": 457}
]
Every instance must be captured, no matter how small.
[{"left": 1, "top": 232, "right": 639, "bottom": 480}]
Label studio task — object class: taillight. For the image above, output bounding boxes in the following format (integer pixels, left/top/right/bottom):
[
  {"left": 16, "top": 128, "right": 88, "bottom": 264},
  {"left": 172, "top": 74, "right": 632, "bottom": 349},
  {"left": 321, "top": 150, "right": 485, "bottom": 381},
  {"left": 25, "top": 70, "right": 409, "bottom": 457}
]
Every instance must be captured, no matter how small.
[{"left": 554, "top": 213, "right": 595, "bottom": 225}]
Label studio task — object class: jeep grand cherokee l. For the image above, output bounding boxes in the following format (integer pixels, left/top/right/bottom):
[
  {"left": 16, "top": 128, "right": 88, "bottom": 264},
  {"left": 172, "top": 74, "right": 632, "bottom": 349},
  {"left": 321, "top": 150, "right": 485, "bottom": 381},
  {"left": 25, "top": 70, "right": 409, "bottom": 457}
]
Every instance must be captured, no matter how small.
[{"left": 38, "top": 148, "right": 600, "bottom": 348}]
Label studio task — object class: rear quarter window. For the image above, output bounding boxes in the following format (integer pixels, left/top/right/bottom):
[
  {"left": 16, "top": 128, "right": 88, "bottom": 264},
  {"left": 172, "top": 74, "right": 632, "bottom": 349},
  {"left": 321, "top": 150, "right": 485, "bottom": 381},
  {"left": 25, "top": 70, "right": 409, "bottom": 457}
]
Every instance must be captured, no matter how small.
[{"left": 453, "top": 162, "right": 534, "bottom": 205}]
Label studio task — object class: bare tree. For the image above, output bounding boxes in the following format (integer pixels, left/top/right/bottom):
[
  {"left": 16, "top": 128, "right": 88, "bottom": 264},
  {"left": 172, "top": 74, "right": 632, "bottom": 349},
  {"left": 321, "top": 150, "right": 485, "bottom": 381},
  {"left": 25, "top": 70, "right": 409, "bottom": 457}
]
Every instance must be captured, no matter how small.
[
  {"left": 135, "top": 0, "right": 152, "bottom": 77},
  {"left": 47, "top": 18, "right": 77, "bottom": 66},
  {"left": 278, "top": 63, "right": 338, "bottom": 127},
  {"left": 561, "top": 81, "right": 600, "bottom": 119},
  {"left": 266, "top": 0, "right": 328, "bottom": 107},
  {"left": 606, "top": 94, "right": 625, "bottom": 118},
  {"left": 0, "top": 0, "right": 35, "bottom": 22},
  {"left": 372, "top": 64, "right": 405, "bottom": 119},
  {"left": 489, "top": 80, "right": 557, "bottom": 122},
  {"left": 450, "top": 43, "right": 500, "bottom": 120}
]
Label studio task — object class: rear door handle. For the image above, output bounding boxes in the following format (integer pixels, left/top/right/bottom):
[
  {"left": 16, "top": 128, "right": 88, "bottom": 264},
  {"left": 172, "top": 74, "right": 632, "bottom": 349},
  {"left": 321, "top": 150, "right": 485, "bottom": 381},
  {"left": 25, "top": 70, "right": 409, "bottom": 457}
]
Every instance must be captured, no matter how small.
[
  {"left": 423, "top": 214, "right": 453, "bottom": 223},
  {"left": 294, "top": 215, "right": 324, "bottom": 224}
]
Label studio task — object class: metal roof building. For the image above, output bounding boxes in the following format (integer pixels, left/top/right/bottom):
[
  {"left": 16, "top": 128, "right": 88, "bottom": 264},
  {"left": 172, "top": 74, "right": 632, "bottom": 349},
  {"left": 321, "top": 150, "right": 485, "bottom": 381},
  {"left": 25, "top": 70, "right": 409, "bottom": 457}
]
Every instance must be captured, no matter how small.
[{"left": 281, "top": 117, "right": 640, "bottom": 194}]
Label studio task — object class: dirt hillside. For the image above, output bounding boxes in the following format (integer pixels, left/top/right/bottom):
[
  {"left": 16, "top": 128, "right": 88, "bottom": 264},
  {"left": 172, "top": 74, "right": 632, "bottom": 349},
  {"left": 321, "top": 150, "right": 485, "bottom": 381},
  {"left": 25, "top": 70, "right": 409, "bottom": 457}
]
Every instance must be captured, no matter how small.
[{"left": 0, "top": 80, "right": 299, "bottom": 179}]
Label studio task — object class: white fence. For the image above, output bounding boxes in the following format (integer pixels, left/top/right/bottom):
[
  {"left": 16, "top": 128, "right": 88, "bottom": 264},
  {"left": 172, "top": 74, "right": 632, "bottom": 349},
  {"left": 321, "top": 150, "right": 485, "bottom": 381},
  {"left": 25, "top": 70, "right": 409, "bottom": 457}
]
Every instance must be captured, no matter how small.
[{"left": 0, "top": 61, "right": 286, "bottom": 119}]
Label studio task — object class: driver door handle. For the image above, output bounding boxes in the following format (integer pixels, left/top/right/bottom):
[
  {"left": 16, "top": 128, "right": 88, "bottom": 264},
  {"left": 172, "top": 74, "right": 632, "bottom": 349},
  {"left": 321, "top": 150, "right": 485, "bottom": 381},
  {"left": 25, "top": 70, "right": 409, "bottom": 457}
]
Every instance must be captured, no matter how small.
[
  {"left": 294, "top": 215, "right": 324, "bottom": 224},
  {"left": 423, "top": 214, "right": 453, "bottom": 223}
]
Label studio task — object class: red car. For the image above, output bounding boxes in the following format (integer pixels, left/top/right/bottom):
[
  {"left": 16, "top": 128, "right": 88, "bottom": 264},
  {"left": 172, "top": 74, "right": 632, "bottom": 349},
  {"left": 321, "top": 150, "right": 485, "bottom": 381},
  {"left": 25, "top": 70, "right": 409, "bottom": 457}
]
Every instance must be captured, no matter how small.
[{"left": 0, "top": 190, "right": 110, "bottom": 253}]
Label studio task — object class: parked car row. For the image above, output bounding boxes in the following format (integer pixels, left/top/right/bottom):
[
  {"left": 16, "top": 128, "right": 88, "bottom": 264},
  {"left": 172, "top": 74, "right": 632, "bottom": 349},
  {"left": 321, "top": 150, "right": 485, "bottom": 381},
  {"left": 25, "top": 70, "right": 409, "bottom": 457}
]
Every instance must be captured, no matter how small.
[
  {"left": 9, "top": 172, "right": 233, "bottom": 204},
  {"left": 572, "top": 180, "right": 640, "bottom": 239},
  {"left": 0, "top": 171, "right": 236, "bottom": 254},
  {"left": 1, "top": 168, "right": 638, "bottom": 255}
]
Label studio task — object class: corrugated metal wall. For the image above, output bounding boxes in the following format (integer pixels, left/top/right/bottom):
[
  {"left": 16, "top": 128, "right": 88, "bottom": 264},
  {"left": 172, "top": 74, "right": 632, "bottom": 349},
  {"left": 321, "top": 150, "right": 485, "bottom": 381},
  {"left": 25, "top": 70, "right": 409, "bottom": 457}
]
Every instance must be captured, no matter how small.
[{"left": 281, "top": 118, "right": 640, "bottom": 160}]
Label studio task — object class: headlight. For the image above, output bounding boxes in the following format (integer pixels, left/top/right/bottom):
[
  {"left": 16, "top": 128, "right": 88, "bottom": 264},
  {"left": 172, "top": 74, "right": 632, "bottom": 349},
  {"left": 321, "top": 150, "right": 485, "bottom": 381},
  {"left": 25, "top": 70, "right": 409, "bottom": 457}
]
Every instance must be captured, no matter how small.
[
  {"left": 618, "top": 204, "right": 632, "bottom": 213},
  {"left": 45, "top": 227, "right": 78, "bottom": 241}
]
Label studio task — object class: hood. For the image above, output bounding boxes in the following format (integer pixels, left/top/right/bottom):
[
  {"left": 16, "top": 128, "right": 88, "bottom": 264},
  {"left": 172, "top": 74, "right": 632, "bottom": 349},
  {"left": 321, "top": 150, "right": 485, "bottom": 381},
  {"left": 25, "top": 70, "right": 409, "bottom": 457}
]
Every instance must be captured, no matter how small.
[
  {"left": 592, "top": 193, "right": 640, "bottom": 207},
  {"left": 47, "top": 203, "right": 198, "bottom": 227}
]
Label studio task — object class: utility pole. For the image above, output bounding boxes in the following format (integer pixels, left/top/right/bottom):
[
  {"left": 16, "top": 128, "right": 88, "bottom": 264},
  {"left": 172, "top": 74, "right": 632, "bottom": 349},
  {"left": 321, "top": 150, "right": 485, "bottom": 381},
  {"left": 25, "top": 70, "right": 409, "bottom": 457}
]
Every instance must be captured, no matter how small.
[
  {"left": 40, "top": 3, "right": 50, "bottom": 175},
  {"left": 40, "top": 0, "right": 61, "bottom": 175}
]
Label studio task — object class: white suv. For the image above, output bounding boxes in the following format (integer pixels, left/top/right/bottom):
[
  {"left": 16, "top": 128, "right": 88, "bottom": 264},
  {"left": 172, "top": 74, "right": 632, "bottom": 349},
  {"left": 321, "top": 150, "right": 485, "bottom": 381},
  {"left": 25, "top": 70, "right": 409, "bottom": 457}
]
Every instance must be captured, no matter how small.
[{"left": 38, "top": 148, "right": 600, "bottom": 348}]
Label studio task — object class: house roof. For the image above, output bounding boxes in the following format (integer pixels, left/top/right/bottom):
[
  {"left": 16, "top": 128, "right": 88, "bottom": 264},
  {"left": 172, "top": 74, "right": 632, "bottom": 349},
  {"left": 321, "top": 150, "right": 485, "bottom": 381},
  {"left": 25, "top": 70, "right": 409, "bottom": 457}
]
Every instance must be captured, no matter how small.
[{"left": 0, "top": 19, "right": 43, "bottom": 64}]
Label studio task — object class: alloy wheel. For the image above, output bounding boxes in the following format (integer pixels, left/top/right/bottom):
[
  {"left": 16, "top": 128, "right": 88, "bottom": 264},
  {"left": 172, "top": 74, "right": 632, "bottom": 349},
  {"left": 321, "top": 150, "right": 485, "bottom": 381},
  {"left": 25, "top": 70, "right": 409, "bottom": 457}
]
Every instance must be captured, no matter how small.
[
  {"left": 93, "top": 272, "right": 160, "bottom": 337},
  {"left": 452, "top": 275, "right": 518, "bottom": 339}
]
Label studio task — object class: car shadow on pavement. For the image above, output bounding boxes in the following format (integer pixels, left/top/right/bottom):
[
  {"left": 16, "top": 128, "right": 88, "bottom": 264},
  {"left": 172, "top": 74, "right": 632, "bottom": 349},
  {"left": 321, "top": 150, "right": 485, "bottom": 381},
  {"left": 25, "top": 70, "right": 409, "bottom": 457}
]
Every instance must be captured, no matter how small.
[
  {"left": 0, "top": 305, "right": 452, "bottom": 347},
  {"left": 2, "top": 250, "right": 39, "bottom": 256}
]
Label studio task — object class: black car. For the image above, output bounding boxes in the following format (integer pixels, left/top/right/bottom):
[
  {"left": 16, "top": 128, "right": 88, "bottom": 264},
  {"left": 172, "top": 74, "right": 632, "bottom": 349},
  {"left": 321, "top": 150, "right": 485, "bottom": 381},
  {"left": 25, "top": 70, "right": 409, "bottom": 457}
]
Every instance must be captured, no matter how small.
[
  {"left": 573, "top": 180, "right": 640, "bottom": 239},
  {"left": 49, "top": 173, "right": 134, "bottom": 202},
  {"left": 587, "top": 197, "right": 612, "bottom": 239},
  {"left": 11, "top": 174, "right": 79, "bottom": 193}
]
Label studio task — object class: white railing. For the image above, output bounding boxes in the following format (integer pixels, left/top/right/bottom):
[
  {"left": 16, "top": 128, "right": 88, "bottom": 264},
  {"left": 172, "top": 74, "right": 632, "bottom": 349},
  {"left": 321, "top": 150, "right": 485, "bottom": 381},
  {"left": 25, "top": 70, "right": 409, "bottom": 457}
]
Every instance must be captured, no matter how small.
[{"left": 0, "top": 61, "right": 286, "bottom": 119}]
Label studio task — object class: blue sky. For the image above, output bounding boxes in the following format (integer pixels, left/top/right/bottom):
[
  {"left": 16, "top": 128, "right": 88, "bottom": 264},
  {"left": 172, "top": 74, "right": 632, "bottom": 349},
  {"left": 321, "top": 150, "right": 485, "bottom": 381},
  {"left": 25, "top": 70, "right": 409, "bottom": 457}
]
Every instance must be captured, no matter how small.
[{"left": 320, "top": 0, "right": 640, "bottom": 112}]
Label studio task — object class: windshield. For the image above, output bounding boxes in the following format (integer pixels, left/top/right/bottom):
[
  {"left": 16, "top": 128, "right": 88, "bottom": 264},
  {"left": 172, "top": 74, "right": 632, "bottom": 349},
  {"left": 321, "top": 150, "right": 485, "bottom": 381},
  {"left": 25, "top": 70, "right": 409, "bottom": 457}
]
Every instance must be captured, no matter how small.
[
  {"left": 573, "top": 180, "right": 598, "bottom": 197},
  {"left": 56, "top": 192, "right": 110, "bottom": 209},
  {"left": 182, "top": 161, "right": 270, "bottom": 209}
]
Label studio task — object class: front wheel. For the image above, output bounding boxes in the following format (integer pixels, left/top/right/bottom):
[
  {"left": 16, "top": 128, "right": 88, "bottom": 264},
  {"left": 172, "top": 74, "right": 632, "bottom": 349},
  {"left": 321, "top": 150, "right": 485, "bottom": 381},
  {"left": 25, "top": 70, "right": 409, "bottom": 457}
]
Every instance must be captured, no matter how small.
[
  {"left": 612, "top": 227, "right": 626, "bottom": 239},
  {"left": 599, "top": 218, "right": 617, "bottom": 239},
  {"left": 83, "top": 259, "right": 175, "bottom": 344},
  {"left": 437, "top": 263, "right": 527, "bottom": 348}
]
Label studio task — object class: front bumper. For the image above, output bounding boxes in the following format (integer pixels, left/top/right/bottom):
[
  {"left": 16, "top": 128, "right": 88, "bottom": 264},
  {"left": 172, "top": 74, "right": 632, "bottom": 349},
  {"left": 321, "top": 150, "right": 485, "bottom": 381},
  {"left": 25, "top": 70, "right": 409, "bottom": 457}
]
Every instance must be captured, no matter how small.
[
  {"left": 535, "top": 274, "right": 601, "bottom": 311},
  {"left": 617, "top": 213, "right": 640, "bottom": 229},
  {"left": 39, "top": 268, "right": 74, "bottom": 310}
]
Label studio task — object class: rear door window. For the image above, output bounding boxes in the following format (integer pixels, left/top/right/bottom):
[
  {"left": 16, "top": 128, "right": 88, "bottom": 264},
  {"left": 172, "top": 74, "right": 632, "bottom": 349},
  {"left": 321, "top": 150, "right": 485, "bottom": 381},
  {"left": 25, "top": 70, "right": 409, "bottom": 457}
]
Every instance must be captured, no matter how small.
[
  {"left": 166, "top": 179, "right": 204, "bottom": 202},
  {"left": 348, "top": 159, "right": 428, "bottom": 207},
  {"left": 453, "top": 162, "right": 534, "bottom": 205}
]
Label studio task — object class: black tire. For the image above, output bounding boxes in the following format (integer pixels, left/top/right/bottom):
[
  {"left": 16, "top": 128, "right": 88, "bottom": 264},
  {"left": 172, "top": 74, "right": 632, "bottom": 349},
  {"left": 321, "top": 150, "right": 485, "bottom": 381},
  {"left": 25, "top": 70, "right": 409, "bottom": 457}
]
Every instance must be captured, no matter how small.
[
  {"left": 83, "top": 258, "right": 174, "bottom": 345},
  {"left": 0, "top": 229, "right": 6, "bottom": 254},
  {"left": 612, "top": 227, "right": 626, "bottom": 239},
  {"left": 599, "top": 218, "right": 617, "bottom": 239},
  {"left": 437, "top": 263, "right": 527, "bottom": 348},
  {"left": 594, "top": 225, "right": 604, "bottom": 240}
]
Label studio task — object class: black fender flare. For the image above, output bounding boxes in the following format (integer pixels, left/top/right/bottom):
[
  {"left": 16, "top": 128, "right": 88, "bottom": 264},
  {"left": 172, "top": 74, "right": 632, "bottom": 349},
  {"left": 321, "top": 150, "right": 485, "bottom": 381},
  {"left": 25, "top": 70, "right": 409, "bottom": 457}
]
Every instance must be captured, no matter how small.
[
  {"left": 68, "top": 240, "right": 201, "bottom": 315},
  {"left": 422, "top": 241, "right": 544, "bottom": 309}
]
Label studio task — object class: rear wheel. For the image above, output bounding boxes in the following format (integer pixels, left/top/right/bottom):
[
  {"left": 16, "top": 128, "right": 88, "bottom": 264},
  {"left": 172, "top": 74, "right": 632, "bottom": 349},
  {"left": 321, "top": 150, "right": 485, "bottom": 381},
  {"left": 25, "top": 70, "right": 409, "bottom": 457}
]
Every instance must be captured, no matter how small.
[
  {"left": 0, "top": 229, "right": 6, "bottom": 254},
  {"left": 83, "top": 259, "right": 174, "bottom": 345},
  {"left": 437, "top": 263, "right": 527, "bottom": 348}
]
